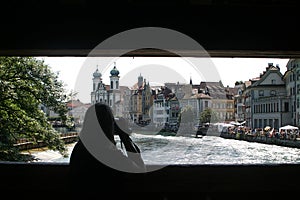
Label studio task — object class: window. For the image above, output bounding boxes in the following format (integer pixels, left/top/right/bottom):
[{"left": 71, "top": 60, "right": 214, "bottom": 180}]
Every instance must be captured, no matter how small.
[
  {"left": 284, "top": 102, "right": 289, "bottom": 112},
  {"left": 259, "top": 90, "right": 264, "bottom": 96},
  {"left": 270, "top": 90, "right": 276, "bottom": 96},
  {"left": 204, "top": 101, "right": 208, "bottom": 108}
]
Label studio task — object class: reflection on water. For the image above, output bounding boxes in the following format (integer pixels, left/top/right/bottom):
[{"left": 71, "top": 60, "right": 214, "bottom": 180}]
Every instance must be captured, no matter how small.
[{"left": 32, "top": 133, "right": 300, "bottom": 165}]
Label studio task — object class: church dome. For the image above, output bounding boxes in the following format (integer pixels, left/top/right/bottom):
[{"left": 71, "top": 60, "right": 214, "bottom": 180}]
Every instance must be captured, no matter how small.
[
  {"left": 93, "top": 68, "right": 101, "bottom": 78},
  {"left": 110, "top": 66, "right": 119, "bottom": 76}
]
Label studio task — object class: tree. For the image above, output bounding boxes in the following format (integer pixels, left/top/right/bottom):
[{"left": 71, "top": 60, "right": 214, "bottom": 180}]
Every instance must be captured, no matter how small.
[
  {"left": 0, "top": 57, "right": 68, "bottom": 161},
  {"left": 235, "top": 80, "right": 243, "bottom": 85},
  {"left": 199, "top": 108, "right": 219, "bottom": 124}
]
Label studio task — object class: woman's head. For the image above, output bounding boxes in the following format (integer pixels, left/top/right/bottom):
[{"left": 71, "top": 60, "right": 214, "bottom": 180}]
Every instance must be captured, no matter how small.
[{"left": 94, "top": 103, "right": 116, "bottom": 145}]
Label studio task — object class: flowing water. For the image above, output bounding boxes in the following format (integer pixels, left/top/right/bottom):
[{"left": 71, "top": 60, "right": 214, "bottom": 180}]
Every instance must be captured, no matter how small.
[{"left": 32, "top": 133, "right": 300, "bottom": 165}]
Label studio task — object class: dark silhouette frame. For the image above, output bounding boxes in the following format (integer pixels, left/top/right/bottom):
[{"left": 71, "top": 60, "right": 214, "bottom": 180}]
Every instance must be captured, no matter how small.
[{"left": 1, "top": 1, "right": 300, "bottom": 199}]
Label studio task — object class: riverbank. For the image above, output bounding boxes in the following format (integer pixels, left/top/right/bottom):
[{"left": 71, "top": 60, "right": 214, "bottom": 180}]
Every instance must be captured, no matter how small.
[
  {"left": 220, "top": 131, "right": 300, "bottom": 149},
  {"left": 15, "top": 132, "right": 78, "bottom": 151}
]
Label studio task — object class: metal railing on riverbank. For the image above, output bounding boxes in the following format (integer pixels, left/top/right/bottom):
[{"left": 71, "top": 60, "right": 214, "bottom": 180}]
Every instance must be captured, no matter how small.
[{"left": 14, "top": 132, "right": 79, "bottom": 151}]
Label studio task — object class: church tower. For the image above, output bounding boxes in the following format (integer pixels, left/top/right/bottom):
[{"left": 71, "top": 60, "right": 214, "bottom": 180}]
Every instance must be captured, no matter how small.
[
  {"left": 91, "top": 65, "right": 108, "bottom": 104},
  {"left": 108, "top": 62, "right": 121, "bottom": 110},
  {"left": 91, "top": 65, "right": 101, "bottom": 104},
  {"left": 138, "top": 73, "right": 143, "bottom": 88},
  {"left": 110, "top": 62, "right": 120, "bottom": 90}
]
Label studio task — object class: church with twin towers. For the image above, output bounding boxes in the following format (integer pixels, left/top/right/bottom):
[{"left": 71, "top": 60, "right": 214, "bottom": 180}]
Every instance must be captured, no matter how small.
[
  {"left": 90, "top": 62, "right": 153, "bottom": 123},
  {"left": 90, "top": 62, "right": 122, "bottom": 110}
]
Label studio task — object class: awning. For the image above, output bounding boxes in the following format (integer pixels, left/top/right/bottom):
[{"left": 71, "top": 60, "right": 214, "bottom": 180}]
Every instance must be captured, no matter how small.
[{"left": 279, "top": 125, "right": 299, "bottom": 132}]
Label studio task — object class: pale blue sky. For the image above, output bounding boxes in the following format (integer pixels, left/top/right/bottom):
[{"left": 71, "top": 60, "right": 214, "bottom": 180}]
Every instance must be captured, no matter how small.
[{"left": 38, "top": 57, "right": 289, "bottom": 103}]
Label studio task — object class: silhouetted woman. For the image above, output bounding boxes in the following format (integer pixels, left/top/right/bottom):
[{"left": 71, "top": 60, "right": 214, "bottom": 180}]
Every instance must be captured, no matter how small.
[{"left": 69, "top": 103, "right": 146, "bottom": 198}]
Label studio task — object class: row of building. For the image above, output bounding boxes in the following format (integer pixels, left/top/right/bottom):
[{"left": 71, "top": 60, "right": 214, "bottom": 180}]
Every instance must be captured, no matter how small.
[
  {"left": 68, "top": 59, "right": 300, "bottom": 131},
  {"left": 89, "top": 62, "right": 235, "bottom": 129}
]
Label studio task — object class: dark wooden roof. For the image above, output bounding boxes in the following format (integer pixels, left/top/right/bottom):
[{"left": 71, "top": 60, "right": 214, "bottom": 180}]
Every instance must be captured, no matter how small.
[{"left": 1, "top": 0, "right": 300, "bottom": 57}]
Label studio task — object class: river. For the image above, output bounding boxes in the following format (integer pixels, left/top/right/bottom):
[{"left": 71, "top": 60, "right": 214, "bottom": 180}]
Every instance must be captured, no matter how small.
[{"left": 32, "top": 133, "right": 300, "bottom": 165}]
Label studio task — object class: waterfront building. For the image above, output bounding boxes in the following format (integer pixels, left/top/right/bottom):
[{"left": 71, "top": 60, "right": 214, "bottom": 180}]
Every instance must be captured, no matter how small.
[
  {"left": 244, "top": 63, "right": 289, "bottom": 130},
  {"left": 233, "top": 81, "right": 251, "bottom": 125},
  {"left": 67, "top": 99, "right": 91, "bottom": 125},
  {"left": 163, "top": 80, "right": 235, "bottom": 125},
  {"left": 152, "top": 93, "right": 169, "bottom": 126},
  {"left": 129, "top": 74, "right": 154, "bottom": 125},
  {"left": 234, "top": 82, "right": 245, "bottom": 123},
  {"left": 243, "top": 78, "right": 258, "bottom": 128},
  {"left": 164, "top": 82, "right": 195, "bottom": 124},
  {"left": 167, "top": 93, "right": 180, "bottom": 125},
  {"left": 198, "top": 81, "right": 235, "bottom": 123},
  {"left": 283, "top": 59, "right": 300, "bottom": 127},
  {"left": 152, "top": 86, "right": 180, "bottom": 129},
  {"left": 180, "top": 90, "right": 212, "bottom": 123},
  {"left": 165, "top": 82, "right": 192, "bottom": 100}
]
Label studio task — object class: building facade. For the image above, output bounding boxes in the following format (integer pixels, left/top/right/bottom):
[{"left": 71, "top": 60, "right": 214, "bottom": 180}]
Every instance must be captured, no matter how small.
[
  {"left": 90, "top": 63, "right": 121, "bottom": 115},
  {"left": 198, "top": 81, "right": 235, "bottom": 123},
  {"left": 129, "top": 74, "right": 154, "bottom": 125},
  {"left": 283, "top": 59, "right": 300, "bottom": 127},
  {"left": 243, "top": 63, "right": 290, "bottom": 130}
]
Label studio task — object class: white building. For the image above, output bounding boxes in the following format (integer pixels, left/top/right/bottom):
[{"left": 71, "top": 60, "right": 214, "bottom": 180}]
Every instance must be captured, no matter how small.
[
  {"left": 90, "top": 62, "right": 121, "bottom": 114},
  {"left": 244, "top": 63, "right": 290, "bottom": 130},
  {"left": 152, "top": 93, "right": 169, "bottom": 126}
]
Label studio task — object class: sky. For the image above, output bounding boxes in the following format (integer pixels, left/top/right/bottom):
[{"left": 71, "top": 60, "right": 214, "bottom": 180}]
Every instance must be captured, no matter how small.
[{"left": 38, "top": 57, "right": 290, "bottom": 104}]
